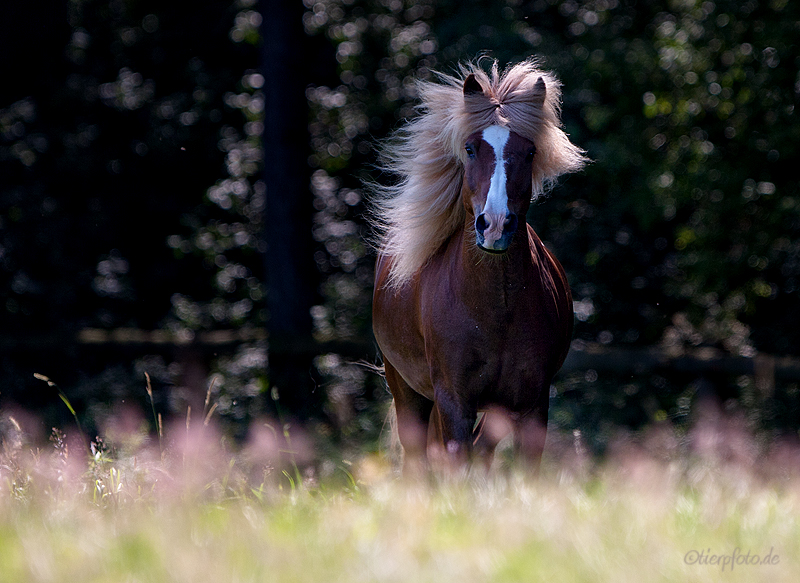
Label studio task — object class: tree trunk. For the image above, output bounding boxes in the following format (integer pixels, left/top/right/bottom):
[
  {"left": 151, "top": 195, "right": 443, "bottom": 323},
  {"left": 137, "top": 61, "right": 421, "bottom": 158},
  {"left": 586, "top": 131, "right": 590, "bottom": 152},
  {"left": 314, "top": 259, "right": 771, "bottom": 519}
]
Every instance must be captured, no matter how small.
[{"left": 260, "top": 0, "right": 322, "bottom": 420}]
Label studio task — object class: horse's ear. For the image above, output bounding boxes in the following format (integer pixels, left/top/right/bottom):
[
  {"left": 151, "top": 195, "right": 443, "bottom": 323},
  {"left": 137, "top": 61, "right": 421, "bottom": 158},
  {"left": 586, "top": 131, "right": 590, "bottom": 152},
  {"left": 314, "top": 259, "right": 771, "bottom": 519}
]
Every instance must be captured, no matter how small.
[
  {"left": 532, "top": 77, "right": 546, "bottom": 105},
  {"left": 463, "top": 74, "right": 483, "bottom": 96}
]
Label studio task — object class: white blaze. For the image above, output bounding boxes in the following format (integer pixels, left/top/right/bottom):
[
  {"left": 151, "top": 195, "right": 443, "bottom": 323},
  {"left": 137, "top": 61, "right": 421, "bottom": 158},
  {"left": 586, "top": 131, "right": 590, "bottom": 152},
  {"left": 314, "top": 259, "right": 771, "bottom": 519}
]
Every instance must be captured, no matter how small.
[{"left": 481, "top": 125, "right": 510, "bottom": 216}]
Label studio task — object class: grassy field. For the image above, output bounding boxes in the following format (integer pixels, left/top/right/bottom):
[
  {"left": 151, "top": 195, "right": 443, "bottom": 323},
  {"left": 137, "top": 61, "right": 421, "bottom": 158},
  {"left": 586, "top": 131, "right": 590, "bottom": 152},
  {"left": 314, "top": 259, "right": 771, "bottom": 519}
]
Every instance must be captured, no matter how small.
[{"left": 1, "top": 412, "right": 800, "bottom": 583}]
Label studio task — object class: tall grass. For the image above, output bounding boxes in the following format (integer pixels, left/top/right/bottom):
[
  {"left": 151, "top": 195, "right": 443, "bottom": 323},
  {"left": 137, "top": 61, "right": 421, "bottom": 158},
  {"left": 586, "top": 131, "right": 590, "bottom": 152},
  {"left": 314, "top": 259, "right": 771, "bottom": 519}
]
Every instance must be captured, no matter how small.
[{"left": 1, "top": 405, "right": 799, "bottom": 582}]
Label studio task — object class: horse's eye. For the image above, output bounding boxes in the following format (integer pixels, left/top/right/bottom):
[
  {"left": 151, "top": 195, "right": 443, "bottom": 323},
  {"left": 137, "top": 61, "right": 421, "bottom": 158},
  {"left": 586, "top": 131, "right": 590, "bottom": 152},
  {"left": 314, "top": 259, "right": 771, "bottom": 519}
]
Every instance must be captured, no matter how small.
[
  {"left": 465, "top": 144, "right": 476, "bottom": 159},
  {"left": 525, "top": 148, "right": 536, "bottom": 163}
]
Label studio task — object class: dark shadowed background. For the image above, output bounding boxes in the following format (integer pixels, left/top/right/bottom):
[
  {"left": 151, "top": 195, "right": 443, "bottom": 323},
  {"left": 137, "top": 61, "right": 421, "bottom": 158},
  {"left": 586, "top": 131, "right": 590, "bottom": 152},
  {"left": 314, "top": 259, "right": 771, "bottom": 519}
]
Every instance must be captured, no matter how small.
[{"left": 1, "top": 0, "right": 799, "bottom": 454}]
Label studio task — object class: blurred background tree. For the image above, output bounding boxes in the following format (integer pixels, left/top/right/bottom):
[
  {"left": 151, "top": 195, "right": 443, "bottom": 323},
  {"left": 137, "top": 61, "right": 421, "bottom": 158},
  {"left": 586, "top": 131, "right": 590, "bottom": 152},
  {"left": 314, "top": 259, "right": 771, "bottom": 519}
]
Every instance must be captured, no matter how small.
[{"left": 1, "top": 0, "right": 798, "bottom": 452}]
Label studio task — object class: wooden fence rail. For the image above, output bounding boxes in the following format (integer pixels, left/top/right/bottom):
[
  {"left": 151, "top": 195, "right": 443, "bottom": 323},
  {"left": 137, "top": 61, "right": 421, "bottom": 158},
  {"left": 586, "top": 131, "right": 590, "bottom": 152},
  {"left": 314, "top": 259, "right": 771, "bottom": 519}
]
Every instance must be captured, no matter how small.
[{"left": 74, "top": 328, "right": 800, "bottom": 384}]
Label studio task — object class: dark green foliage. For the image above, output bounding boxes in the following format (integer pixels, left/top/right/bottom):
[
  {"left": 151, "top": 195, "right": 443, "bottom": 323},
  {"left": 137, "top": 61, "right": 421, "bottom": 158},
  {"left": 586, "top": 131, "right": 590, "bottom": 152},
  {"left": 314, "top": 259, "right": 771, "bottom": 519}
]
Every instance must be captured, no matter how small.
[
  {"left": 1, "top": 0, "right": 799, "bottom": 449},
  {"left": 302, "top": 0, "right": 800, "bottom": 448}
]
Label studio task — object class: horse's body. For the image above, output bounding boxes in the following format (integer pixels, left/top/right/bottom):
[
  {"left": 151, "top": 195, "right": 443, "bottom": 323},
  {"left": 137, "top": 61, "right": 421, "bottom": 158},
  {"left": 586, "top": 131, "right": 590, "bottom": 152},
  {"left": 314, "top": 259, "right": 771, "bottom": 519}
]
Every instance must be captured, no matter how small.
[
  {"left": 371, "top": 59, "right": 586, "bottom": 468},
  {"left": 374, "top": 223, "right": 573, "bottom": 465}
]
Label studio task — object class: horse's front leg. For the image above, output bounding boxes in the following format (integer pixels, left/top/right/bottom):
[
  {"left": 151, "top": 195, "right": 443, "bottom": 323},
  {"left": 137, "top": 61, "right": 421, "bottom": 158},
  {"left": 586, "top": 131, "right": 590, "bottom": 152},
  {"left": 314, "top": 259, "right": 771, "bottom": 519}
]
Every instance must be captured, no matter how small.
[
  {"left": 428, "top": 388, "right": 476, "bottom": 467},
  {"left": 513, "top": 408, "right": 549, "bottom": 470},
  {"left": 385, "top": 360, "right": 433, "bottom": 475}
]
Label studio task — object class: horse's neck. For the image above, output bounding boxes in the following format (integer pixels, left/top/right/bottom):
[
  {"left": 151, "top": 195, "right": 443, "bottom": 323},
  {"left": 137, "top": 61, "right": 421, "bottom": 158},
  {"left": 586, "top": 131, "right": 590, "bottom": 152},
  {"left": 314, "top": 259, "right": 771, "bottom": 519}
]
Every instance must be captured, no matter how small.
[{"left": 455, "top": 224, "right": 536, "bottom": 300}]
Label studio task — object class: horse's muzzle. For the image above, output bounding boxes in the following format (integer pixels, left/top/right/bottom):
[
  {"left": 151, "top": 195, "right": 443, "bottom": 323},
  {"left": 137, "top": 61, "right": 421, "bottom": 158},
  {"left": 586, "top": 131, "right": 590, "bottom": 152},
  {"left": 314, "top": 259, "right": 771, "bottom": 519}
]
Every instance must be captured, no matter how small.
[{"left": 475, "top": 212, "right": 518, "bottom": 253}]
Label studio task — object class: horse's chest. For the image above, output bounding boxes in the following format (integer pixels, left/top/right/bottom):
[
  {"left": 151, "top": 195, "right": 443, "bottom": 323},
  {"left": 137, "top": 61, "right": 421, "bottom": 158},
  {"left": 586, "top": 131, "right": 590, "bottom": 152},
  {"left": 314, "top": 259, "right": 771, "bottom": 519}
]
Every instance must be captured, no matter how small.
[
  {"left": 421, "top": 286, "right": 555, "bottom": 403},
  {"left": 424, "top": 279, "right": 550, "bottom": 346}
]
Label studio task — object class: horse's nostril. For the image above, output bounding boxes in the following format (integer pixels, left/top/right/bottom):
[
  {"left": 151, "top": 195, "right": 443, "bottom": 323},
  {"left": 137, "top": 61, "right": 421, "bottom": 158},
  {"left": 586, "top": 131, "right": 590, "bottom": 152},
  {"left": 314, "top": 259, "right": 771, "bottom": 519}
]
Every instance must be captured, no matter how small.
[
  {"left": 475, "top": 213, "right": 488, "bottom": 234},
  {"left": 504, "top": 213, "right": 518, "bottom": 233}
]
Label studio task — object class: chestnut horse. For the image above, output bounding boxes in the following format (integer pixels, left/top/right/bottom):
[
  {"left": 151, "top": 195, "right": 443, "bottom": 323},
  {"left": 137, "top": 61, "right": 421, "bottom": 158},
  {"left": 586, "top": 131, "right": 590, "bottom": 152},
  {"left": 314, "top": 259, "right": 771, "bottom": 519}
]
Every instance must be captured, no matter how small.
[{"left": 372, "top": 59, "right": 586, "bottom": 470}]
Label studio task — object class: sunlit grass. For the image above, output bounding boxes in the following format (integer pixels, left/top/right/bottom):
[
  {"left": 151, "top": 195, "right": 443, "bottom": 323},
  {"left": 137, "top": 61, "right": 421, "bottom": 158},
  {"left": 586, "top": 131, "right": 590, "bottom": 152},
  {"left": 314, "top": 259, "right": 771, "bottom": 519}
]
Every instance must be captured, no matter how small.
[{"left": 1, "top": 412, "right": 800, "bottom": 582}]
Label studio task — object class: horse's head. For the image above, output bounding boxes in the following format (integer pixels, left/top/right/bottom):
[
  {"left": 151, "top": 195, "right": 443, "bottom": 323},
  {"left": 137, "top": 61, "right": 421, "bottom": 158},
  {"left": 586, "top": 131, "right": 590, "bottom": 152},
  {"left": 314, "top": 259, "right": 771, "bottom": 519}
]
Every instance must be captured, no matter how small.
[
  {"left": 462, "top": 123, "right": 535, "bottom": 254},
  {"left": 461, "top": 75, "right": 539, "bottom": 254}
]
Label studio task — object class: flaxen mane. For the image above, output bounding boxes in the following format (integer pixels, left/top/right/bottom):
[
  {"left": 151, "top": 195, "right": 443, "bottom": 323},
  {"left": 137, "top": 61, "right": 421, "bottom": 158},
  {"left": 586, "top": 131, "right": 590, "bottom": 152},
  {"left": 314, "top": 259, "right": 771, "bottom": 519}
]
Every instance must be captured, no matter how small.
[{"left": 372, "top": 57, "right": 587, "bottom": 289}]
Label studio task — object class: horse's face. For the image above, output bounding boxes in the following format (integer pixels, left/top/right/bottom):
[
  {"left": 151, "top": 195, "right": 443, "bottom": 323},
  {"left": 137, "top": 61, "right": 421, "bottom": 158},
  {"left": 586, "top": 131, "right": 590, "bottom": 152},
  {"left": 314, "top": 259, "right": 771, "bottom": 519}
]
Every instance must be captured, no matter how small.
[{"left": 462, "top": 125, "right": 535, "bottom": 253}]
